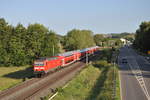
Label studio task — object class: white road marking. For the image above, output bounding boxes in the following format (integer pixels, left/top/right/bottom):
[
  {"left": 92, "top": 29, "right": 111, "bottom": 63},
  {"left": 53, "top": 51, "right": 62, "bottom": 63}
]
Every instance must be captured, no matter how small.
[
  {"left": 126, "top": 47, "right": 150, "bottom": 100},
  {"left": 128, "top": 61, "right": 150, "bottom": 100}
]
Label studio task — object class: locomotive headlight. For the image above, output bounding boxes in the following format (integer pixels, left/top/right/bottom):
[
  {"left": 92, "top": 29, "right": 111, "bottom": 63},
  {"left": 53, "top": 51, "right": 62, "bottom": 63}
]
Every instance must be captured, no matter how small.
[{"left": 34, "top": 67, "right": 44, "bottom": 69}]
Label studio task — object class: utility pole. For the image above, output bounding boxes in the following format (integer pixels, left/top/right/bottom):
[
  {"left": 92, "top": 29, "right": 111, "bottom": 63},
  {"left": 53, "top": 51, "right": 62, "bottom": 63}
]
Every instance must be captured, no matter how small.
[
  {"left": 112, "top": 61, "right": 116, "bottom": 100},
  {"left": 53, "top": 45, "right": 54, "bottom": 56},
  {"left": 86, "top": 52, "right": 88, "bottom": 65}
]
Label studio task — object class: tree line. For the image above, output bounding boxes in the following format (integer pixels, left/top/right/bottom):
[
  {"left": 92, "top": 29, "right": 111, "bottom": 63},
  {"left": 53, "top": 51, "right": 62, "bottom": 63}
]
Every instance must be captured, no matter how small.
[
  {"left": 133, "top": 21, "right": 150, "bottom": 53},
  {"left": 0, "top": 18, "right": 98, "bottom": 66},
  {"left": 0, "top": 18, "right": 60, "bottom": 66},
  {"left": 62, "top": 29, "right": 95, "bottom": 51}
]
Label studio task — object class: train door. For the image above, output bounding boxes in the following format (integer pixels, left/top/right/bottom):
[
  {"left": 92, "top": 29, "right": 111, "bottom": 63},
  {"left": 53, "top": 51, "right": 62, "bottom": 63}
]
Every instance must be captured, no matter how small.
[
  {"left": 77, "top": 53, "right": 79, "bottom": 60},
  {"left": 74, "top": 54, "right": 76, "bottom": 61},
  {"left": 61, "top": 58, "right": 65, "bottom": 66}
]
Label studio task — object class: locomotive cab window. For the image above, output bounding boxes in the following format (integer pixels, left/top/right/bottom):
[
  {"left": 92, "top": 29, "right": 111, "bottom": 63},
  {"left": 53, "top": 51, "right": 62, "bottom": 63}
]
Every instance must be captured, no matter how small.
[{"left": 34, "top": 62, "right": 44, "bottom": 66}]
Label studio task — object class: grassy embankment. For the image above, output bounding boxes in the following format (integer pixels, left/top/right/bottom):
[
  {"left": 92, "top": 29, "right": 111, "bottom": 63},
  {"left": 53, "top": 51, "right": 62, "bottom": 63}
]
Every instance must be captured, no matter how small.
[
  {"left": 0, "top": 65, "right": 33, "bottom": 91},
  {"left": 44, "top": 48, "right": 120, "bottom": 100}
]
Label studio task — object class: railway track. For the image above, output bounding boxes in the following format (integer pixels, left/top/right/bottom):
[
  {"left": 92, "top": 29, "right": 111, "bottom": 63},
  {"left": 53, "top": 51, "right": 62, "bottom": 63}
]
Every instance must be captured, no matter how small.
[{"left": 0, "top": 52, "right": 100, "bottom": 100}]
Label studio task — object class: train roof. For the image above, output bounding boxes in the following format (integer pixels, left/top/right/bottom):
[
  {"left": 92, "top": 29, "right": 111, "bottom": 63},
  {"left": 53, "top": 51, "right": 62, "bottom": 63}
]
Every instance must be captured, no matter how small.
[
  {"left": 57, "top": 50, "right": 80, "bottom": 57},
  {"left": 80, "top": 48, "right": 89, "bottom": 52},
  {"left": 80, "top": 46, "right": 99, "bottom": 52}
]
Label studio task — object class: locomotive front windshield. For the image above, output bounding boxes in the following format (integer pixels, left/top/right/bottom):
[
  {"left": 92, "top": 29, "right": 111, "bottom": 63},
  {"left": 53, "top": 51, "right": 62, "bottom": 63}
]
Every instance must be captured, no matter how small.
[{"left": 34, "top": 62, "right": 44, "bottom": 66}]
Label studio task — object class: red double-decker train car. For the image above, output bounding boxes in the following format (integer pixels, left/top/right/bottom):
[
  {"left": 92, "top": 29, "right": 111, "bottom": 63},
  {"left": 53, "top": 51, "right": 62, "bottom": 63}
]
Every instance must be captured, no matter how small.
[
  {"left": 80, "top": 46, "right": 99, "bottom": 58},
  {"left": 57, "top": 50, "right": 81, "bottom": 66},
  {"left": 33, "top": 46, "right": 99, "bottom": 76}
]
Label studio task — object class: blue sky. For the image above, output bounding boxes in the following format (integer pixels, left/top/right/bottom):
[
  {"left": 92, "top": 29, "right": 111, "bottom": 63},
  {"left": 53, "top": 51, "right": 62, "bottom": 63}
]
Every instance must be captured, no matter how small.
[{"left": 0, "top": 0, "right": 150, "bottom": 35}]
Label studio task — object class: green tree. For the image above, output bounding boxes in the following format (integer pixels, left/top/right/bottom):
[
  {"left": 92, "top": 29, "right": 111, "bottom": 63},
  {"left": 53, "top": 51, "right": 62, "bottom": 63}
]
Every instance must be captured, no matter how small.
[
  {"left": 64, "top": 29, "right": 95, "bottom": 51},
  {"left": 41, "top": 31, "right": 60, "bottom": 57},
  {"left": 8, "top": 24, "right": 27, "bottom": 66},
  {"left": 25, "top": 23, "right": 49, "bottom": 63},
  {"left": 0, "top": 18, "right": 13, "bottom": 66},
  {"left": 0, "top": 18, "right": 61, "bottom": 66},
  {"left": 134, "top": 21, "right": 150, "bottom": 53},
  {"left": 94, "top": 34, "right": 105, "bottom": 46}
]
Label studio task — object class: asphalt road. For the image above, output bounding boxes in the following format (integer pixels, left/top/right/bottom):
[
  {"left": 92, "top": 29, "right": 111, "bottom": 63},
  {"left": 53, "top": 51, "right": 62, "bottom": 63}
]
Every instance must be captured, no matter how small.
[{"left": 119, "top": 46, "right": 150, "bottom": 100}]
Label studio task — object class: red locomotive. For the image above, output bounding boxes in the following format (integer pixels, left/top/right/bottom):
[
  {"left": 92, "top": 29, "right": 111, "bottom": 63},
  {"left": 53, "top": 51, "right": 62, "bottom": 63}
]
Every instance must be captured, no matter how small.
[{"left": 33, "top": 46, "right": 99, "bottom": 76}]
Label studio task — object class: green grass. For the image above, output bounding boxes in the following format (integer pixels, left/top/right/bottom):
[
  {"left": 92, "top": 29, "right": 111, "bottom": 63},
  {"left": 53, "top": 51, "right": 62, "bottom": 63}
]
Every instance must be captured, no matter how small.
[{"left": 0, "top": 65, "right": 33, "bottom": 91}]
